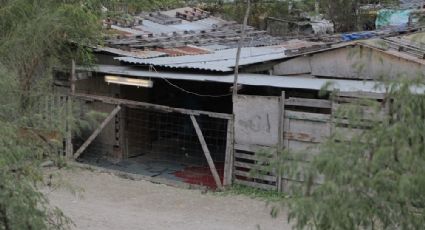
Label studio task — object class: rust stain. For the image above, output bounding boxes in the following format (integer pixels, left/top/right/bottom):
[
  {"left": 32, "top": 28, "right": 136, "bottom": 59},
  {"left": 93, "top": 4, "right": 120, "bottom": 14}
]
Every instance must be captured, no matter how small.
[
  {"left": 284, "top": 131, "right": 318, "bottom": 143},
  {"left": 155, "top": 46, "right": 211, "bottom": 56}
]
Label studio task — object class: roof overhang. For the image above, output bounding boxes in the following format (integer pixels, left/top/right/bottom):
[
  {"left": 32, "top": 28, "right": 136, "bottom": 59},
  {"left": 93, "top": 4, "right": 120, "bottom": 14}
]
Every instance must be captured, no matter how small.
[{"left": 79, "top": 65, "right": 390, "bottom": 93}]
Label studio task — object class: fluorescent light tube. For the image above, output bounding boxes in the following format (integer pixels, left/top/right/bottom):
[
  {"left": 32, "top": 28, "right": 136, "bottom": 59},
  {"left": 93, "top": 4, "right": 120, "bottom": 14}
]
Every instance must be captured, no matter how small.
[{"left": 105, "top": 75, "right": 153, "bottom": 88}]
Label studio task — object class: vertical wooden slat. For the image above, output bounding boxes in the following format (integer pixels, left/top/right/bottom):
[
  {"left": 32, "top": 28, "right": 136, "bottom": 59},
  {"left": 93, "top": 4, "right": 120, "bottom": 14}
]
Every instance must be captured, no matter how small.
[
  {"left": 190, "top": 115, "right": 223, "bottom": 189},
  {"left": 121, "top": 107, "right": 128, "bottom": 159},
  {"left": 277, "top": 91, "right": 285, "bottom": 192},
  {"left": 223, "top": 118, "right": 234, "bottom": 186}
]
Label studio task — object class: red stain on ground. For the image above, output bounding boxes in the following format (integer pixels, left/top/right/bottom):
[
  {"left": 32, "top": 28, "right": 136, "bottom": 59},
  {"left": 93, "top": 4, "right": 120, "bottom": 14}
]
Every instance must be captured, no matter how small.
[{"left": 174, "top": 163, "right": 224, "bottom": 189}]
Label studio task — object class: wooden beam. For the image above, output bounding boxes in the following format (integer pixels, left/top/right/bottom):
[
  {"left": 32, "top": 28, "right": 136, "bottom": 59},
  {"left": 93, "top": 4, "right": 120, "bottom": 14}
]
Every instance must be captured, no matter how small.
[
  {"left": 223, "top": 118, "right": 234, "bottom": 186},
  {"left": 277, "top": 91, "right": 285, "bottom": 192},
  {"left": 285, "top": 110, "right": 331, "bottom": 122},
  {"left": 234, "top": 143, "right": 277, "bottom": 153},
  {"left": 234, "top": 161, "right": 274, "bottom": 172},
  {"left": 336, "top": 91, "right": 385, "bottom": 100},
  {"left": 190, "top": 115, "right": 223, "bottom": 189},
  {"left": 285, "top": 97, "right": 332, "bottom": 109},
  {"left": 234, "top": 170, "right": 277, "bottom": 182},
  {"left": 74, "top": 93, "right": 232, "bottom": 120},
  {"left": 74, "top": 105, "right": 122, "bottom": 159}
]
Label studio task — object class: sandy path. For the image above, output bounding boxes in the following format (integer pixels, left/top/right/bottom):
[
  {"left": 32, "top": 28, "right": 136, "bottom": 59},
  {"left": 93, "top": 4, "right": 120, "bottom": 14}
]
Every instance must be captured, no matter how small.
[{"left": 44, "top": 169, "right": 291, "bottom": 230}]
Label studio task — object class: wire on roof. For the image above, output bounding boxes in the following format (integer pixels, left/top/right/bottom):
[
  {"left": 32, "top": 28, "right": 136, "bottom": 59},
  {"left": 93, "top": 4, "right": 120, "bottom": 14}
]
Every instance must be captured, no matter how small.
[{"left": 149, "top": 65, "right": 232, "bottom": 98}]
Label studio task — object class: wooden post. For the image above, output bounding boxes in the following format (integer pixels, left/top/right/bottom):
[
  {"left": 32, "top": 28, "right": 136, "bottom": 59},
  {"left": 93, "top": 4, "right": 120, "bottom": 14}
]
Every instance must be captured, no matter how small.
[
  {"left": 74, "top": 105, "right": 122, "bottom": 159},
  {"left": 230, "top": 0, "right": 250, "bottom": 190},
  {"left": 232, "top": 0, "right": 251, "bottom": 98},
  {"left": 315, "top": 0, "right": 320, "bottom": 14},
  {"left": 65, "top": 60, "right": 76, "bottom": 158},
  {"left": 65, "top": 96, "right": 73, "bottom": 158},
  {"left": 277, "top": 91, "right": 285, "bottom": 192},
  {"left": 190, "top": 115, "right": 223, "bottom": 189},
  {"left": 223, "top": 118, "right": 234, "bottom": 186},
  {"left": 71, "top": 59, "right": 76, "bottom": 95}
]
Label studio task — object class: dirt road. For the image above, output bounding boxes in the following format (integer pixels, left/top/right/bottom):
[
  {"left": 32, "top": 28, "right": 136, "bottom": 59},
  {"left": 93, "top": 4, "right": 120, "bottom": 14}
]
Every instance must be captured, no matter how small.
[{"left": 44, "top": 168, "right": 291, "bottom": 230}]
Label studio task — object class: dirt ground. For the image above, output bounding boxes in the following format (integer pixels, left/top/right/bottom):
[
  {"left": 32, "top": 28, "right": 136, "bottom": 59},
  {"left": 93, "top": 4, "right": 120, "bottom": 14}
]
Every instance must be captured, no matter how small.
[{"left": 44, "top": 168, "right": 292, "bottom": 230}]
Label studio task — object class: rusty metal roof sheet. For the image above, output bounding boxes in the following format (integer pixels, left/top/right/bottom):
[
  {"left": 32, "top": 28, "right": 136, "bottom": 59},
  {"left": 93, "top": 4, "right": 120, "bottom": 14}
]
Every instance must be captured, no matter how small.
[
  {"left": 95, "top": 47, "right": 167, "bottom": 59},
  {"left": 155, "top": 46, "right": 211, "bottom": 56}
]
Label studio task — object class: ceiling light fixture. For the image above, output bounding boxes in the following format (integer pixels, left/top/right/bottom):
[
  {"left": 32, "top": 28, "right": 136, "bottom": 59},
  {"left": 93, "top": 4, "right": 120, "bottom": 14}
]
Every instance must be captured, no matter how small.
[{"left": 105, "top": 75, "right": 153, "bottom": 88}]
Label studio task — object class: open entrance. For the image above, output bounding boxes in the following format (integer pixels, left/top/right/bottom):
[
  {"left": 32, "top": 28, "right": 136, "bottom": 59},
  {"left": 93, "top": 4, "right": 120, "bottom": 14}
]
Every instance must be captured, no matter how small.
[
  {"left": 73, "top": 94, "right": 233, "bottom": 189},
  {"left": 123, "top": 107, "right": 228, "bottom": 188}
]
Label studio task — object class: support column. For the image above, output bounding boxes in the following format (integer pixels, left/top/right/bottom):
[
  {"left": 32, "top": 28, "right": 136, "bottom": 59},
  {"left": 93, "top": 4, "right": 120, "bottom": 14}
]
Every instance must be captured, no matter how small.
[
  {"left": 190, "top": 115, "right": 223, "bottom": 189},
  {"left": 65, "top": 60, "right": 76, "bottom": 158},
  {"left": 223, "top": 118, "right": 234, "bottom": 186}
]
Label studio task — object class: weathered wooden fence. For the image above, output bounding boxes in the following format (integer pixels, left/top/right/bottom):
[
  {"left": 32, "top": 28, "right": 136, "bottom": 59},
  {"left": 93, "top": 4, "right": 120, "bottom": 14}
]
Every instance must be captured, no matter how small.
[
  {"left": 233, "top": 95, "right": 281, "bottom": 190},
  {"left": 233, "top": 91, "right": 387, "bottom": 191}
]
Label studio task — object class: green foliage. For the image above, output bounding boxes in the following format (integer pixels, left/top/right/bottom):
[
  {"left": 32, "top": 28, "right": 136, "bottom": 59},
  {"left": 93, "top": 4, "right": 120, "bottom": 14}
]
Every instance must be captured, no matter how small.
[
  {"left": 0, "top": 169, "right": 72, "bottom": 230},
  {"left": 285, "top": 78, "right": 425, "bottom": 229},
  {"left": 101, "top": 0, "right": 184, "bottom": 14},
  {"left": 318, "top": 0, "right": 358, "bottom": 31},
  {"left": 0, "top": 1, "right": 102, "bottom": 229},
  {"left": 0, "top": 68, "right": 74, "bottom": 229},
  {"left": 0, "top": 0, "right": 101, "bottom": 108},
  {"left": 203, "top": 0, "right": 295, "bottom": 28},
  {"left": 319, "top": 0, "right": 398, "bottom": 32},
  {"left": 218, "top": 184, "right": 287, "bottom": 202}
]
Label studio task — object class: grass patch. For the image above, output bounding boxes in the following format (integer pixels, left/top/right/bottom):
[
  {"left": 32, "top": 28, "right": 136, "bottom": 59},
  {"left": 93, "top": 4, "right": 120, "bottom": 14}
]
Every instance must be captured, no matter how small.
[{"left": 216, "top": 184, "right": 288, "bottom": 202}]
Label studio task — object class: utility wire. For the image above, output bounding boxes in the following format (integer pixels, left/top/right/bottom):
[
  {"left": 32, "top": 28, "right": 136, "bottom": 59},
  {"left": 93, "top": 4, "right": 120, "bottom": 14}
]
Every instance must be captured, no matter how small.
[{"left": 149, "top": 65, "right": 232, "bottom": 98}]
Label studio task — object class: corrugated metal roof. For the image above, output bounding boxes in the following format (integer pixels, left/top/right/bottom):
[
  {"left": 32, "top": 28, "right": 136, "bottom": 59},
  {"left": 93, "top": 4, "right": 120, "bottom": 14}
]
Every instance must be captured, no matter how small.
[
  {"left": 358, "top": 37, "right": 425, "bottom": 65},
  {"left": 95, "top": 47, "right": 167, "bottom": 59},
  {"left": 134, "top": 20, "right": 178, "bottom": 34},
  {"left": 200, "top": 44, "right": 230, "bottom": 51},
  {"left": 115, "top": 46, "right": 287, "bottom": 72},
  {"left": 85, "top": 64, "right": 391, "bottom": 93},
  {"left": 278, "top": 39, "right": 326, "bottom": 50},
  {"left": 155, "top": 46, "right": 211, "bottom": 56},
  {"left": 132, "top": 15, "right": 224, "bottom": 35},
  {"left": 110, "top": 25, "right": 147, "bottom": 36},
  {"left": 169, "top": 18, "right": 223, "bottom": 31}
]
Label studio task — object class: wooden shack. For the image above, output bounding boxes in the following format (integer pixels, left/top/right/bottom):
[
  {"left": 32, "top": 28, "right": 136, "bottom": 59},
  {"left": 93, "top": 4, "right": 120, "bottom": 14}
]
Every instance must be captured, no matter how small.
[{"left": 56, "top": 8, "right": 425, "bottom": 190}]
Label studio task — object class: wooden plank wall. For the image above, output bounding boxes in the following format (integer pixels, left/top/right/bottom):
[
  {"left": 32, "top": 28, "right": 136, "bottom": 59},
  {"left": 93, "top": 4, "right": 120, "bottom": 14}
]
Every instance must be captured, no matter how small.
[
  {"left": 331, "top": 91, "right": 387, "bottom": 142},
  {"left": 233, "top": 144, "right": 278, "bottom": 190},
  {"left": 233, "top": 91, "right": 387, "bottom": 191},
  {"left": 233, "top": 95, "right": 281, "bottom": 190},
  {"left": 279, "top": 97, "right": 332, "bottom": 192},
  {"left": 233, "top": 95, "right": 332, "bottom": 191}
]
